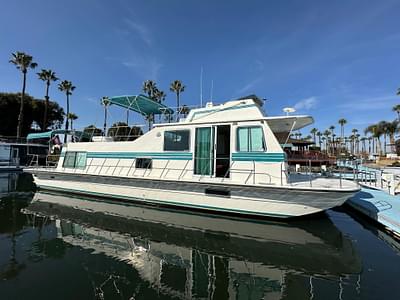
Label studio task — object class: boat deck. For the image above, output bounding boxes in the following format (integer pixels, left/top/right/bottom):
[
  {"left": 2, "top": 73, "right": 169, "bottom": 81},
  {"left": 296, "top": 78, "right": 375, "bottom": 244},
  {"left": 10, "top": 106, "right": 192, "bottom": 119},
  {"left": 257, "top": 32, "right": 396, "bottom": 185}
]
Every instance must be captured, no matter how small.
[{"left": 288, "top": 173, "right": 358, "bottom": 190}]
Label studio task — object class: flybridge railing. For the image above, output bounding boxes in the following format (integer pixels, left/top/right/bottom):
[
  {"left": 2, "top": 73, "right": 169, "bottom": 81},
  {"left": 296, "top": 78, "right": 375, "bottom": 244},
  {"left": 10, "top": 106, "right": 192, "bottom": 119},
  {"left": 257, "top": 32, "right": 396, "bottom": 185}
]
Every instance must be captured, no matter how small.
[
  {"left": 55, "top": 156, "right": 287, "bottom": 185},
  {"left": 62, "top": 125, "right": 145, "bottom": 143}
]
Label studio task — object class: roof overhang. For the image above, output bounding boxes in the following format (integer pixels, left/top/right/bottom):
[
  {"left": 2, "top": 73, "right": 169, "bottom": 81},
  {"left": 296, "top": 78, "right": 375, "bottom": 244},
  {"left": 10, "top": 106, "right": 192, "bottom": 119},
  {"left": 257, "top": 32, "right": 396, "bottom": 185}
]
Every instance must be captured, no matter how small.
[
  {"left": 108, "top": 94, "right": 174, "bottom": 116},
  {"left": 265, "top": 116, "right": 314, "bottom": 133}
]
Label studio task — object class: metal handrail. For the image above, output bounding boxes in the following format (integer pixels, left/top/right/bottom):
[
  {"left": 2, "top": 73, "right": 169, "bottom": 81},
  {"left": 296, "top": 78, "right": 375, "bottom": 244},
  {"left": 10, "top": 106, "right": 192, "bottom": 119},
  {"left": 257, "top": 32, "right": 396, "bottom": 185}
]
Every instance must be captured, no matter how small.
[
  {"left": 42, "top": 155, "right": 357, "bottom": 188},
  {"left": 61, "top": 156, "right": 294, "bottom": 187}
]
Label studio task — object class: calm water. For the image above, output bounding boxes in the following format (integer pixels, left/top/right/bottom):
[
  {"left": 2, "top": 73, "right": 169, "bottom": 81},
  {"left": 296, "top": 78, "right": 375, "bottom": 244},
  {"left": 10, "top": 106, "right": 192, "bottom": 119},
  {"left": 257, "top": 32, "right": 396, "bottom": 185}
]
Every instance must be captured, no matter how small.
[{"left": 1, "top": 173, "right": 400, "bottom": 300}]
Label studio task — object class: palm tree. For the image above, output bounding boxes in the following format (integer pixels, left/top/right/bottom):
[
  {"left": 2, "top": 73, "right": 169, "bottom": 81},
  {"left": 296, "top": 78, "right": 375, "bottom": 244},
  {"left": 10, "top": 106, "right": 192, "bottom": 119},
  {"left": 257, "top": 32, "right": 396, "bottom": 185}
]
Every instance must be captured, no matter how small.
[
  {"left": 360, "top": 137, "right": 367, "bottom": 153},
  {"left": 145, "top": 113, "right": 154, "bottom": 131},
  {"left": 393, "top": 105, "right": 400, "bottom": 122},
  {"left": 67, "top": 113, "right": 78, "bottom": 130},
  {"left": 37, "top": 69, "right": 58, "bottom": 130},
  {"left": 355, "top": 134, "right": 360, "bottom": 154},
  {"left": 385, "top": 120, "right": 399, "bottom": 153},
  {"left": 323, "top": 130, "right": 331, "bottom": 153},
  {"left": 153, "top": 89, "right": 166, "bottom": 122},
  {"left": 350, "top": 129, "right": 358, "bottom": 154},
  {"left": 142, "top": 80, "right": 157, "bottom": 98},
  {"left": 365, "top": 124, "right": 381, "bottom": 155},
  {"left": 170, "top": 80, "right": 185, "bottom": 121},
  {"left": 397, "top": 88, "right": 400, "bottom": 95},
  {"left": 378, "top": 120, "right": 395, "bottom": 155},
  {"left": 321, "top": 136, "right": 327, "bottom": 152},
  {"left": 367, "top": 136, "right": 372, "bottom": 154},
  {"left": 310, "top": 128, "right": 318, "bottom": 145},
  {"left": 58, "top": 80, "right": 76, "bottom": 142},
  {"left": 9, "top": 51, "right": 38, "bottom": 138},
  {"left": 179, "top": 105, "right": 190, "bottom": 118},
  {"left": 153, "top": 89, "right": 166, "bottom": 103},
  {"left": 316, "top": 131, "right": 322, "bottom": 149},
  {"left": 338, "top": 118, "right": 347, "bottom": 140},
  {"left": 101, "top": 96, "right": 111, "bottom": 135}
]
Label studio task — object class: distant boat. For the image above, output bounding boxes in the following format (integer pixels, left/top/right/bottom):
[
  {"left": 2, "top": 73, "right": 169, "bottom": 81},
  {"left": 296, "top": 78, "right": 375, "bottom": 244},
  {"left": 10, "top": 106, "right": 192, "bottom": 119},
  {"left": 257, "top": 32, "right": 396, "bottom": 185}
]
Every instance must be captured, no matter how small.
[
  {"left": 26, "top": 95, "right": 360, "bottom": 218},
  {"left": 0, "top": 140, "right": 48, "bottom": 172}
]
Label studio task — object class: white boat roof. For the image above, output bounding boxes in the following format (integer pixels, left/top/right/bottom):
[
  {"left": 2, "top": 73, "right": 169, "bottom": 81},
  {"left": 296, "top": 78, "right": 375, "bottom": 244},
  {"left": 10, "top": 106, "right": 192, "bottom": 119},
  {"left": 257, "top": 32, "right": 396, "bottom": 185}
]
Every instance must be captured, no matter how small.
[
  {"left": 154, "top": 98, "right": 313, "bottom": 132},
  {"left": 265, "top": 115, "right": 314, "bottom": 133}
]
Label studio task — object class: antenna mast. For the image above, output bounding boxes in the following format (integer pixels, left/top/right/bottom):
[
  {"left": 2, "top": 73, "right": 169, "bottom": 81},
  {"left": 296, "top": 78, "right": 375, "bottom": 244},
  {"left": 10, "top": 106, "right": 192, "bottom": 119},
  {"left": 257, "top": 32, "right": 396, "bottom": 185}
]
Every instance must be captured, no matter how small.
[
  {"left": 210, "top": 80, "right": 214, "bottom": 102},
  {"left": 200, "top": 66, "right": 203, "bottom": 107}
]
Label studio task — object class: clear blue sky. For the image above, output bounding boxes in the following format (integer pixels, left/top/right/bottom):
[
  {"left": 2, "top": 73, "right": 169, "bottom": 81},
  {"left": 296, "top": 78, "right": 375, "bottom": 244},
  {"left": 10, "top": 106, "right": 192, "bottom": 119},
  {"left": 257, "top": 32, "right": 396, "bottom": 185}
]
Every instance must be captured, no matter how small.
[{"left": 1, "top": 0, "right": 399, "bottom": 136}]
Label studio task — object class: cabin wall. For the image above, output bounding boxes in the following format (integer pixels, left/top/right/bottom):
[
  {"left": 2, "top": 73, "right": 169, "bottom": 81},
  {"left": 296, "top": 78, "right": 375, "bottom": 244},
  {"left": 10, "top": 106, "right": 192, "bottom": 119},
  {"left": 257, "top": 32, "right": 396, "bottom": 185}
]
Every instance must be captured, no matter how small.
[{"left": 56, "top": 119, "right": 287, "bottom": 186}]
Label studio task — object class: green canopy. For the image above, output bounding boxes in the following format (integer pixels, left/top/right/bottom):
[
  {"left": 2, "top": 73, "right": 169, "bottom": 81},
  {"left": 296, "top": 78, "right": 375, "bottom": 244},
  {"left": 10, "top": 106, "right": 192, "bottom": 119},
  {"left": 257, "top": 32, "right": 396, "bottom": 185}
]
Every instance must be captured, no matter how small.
[
  {"left": 27, "top": 130, "right": 89, "bottom": 140},
  {"left": 108, "top": 94, "right": 174, "bottom": 116}
]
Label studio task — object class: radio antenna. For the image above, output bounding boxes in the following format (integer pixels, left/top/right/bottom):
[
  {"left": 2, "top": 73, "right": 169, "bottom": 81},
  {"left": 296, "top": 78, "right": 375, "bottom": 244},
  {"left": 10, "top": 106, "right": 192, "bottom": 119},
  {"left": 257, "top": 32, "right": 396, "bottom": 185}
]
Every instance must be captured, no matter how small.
[
  {"left": 200, "top": 66, "right": 203, "bottom": 107},
  {"left": 210, "top": 79, "right": 214, "bottom": 102}
]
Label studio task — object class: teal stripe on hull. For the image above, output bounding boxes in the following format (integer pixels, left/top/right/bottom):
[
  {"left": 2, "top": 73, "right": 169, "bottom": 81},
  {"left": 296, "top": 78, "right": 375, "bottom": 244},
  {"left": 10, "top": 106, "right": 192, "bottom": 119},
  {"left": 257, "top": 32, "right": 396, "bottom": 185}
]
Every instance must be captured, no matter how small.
[
  {"left": 38, "top": 184, "right": 292, "bottom": 218},
  {"left": 232, "top": 152, "right": 285, "bottom": 162}
]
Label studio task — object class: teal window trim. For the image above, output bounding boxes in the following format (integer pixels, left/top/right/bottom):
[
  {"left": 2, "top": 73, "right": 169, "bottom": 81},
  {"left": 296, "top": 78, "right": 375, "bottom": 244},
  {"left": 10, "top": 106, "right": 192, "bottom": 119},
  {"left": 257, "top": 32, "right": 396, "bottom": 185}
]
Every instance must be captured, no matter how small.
[
  {"left": 62, "top": 151, "right": 87, "bottom": 169},
  {"left": 236, "top": 126, "right": 266, "bottom": 152}
]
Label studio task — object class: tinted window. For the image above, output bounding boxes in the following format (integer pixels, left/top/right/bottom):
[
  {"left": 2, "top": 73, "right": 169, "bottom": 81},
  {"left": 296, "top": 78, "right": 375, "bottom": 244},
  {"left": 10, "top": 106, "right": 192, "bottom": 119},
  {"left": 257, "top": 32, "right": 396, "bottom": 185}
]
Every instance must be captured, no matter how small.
[
  {"left": 135, "top": 158, "right": 152, "bottom": 169},
  {"left": 63, "top": 152, "right": 76, "bottom": 168},
  {"left": 164, "top": 130, "right": 190, "bottom": 151},
  {"left": 237, "top": 126, "right": 265, "bottom": 152},
  {"left": 63, "top": 151, "right": 87, "bottom": 168},
  {"left": 75, "top": 152, "right": 87, "bottom": 169}
]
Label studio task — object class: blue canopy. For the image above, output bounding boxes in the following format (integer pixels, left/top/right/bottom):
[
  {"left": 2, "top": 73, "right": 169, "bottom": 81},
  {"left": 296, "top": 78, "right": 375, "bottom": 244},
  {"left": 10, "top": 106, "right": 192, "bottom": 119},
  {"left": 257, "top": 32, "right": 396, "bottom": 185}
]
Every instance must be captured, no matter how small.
[{"left": 108, "top": 94, "right": 174, "bottom": 116}]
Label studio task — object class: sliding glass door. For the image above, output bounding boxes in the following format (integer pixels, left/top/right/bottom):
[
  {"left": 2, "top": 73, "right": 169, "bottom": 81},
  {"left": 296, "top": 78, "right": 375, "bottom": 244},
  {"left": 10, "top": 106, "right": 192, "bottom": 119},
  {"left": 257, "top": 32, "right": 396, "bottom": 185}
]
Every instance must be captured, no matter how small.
[{"left": 194, "top": 127, "right": 214, "bottom": 175}]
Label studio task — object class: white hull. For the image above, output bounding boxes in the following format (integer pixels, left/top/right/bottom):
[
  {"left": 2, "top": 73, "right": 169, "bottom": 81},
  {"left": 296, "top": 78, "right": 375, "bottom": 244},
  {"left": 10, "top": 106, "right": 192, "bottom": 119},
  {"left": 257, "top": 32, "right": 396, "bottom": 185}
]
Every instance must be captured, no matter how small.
[{"left": 33, "top": 173, "right": 353, "bottom": 218}]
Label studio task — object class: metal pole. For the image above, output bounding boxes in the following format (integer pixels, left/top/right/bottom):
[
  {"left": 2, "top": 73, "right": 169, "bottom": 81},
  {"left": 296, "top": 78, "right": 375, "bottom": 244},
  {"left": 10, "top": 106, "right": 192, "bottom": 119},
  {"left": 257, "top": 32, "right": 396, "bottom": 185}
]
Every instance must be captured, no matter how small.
[{"left": 309, "top": 160, "right": 312, "bottom": 187}]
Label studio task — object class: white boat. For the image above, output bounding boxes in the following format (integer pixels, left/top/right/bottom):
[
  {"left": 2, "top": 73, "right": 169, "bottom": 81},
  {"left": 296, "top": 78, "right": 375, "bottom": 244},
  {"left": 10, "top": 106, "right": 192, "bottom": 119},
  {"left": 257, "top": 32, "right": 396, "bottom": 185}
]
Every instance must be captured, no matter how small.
[{"left": 26, "top": 95, "right": 360, "bottom": 218}]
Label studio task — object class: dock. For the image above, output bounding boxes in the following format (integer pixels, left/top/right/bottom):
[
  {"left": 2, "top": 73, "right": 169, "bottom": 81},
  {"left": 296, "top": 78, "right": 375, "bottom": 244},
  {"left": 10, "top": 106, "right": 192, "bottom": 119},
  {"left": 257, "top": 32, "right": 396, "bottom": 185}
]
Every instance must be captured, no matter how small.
[{"left": 347, "top": 187, "right": 400, "bottom": 239}]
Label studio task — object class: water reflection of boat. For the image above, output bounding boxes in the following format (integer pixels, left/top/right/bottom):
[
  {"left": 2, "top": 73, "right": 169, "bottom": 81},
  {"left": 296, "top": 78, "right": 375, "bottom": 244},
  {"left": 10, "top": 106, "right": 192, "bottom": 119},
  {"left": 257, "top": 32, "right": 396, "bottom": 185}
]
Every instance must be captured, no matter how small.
[
  {"left": 23, "top": 192, "right": 362, "bottom": 299},
  {"left": 0, "top": 172, "right": 34, "bottom": 199},
  {"left": 0, "top": 173, "right": 18, "bottom": 197}
]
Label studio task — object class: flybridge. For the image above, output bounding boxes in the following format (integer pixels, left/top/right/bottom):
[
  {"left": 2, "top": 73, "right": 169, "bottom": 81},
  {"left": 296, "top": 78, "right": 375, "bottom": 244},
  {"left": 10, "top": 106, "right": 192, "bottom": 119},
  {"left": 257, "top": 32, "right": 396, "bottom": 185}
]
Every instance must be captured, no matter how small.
[{"left": 107, "top": 94, "right": 174, "bottom": 116}]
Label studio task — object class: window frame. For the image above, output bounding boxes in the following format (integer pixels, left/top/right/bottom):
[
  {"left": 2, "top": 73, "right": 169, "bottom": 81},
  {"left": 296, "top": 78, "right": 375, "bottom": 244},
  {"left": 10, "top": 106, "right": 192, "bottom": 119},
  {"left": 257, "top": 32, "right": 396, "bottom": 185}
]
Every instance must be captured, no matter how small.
[
  {"left": 62, "top": 151, "right": 87, "bottom": 169},
  {"left": 236, "top": 126, "right": 266, "bottom": 152},
  {"left": 163, "top": 129, "right": 191, "bottom": 152}
]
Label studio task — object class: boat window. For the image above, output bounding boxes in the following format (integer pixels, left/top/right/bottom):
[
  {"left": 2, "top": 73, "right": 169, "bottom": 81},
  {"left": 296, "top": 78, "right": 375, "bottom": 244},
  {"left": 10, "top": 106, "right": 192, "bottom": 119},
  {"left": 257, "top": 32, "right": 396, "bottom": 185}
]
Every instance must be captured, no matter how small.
[
  {"left": 237, "top": 126, "right": 266, "bottom": 152},
  {"left": 75, "top": 152, "right": 87, "bottom": 169},
  {"left": 63, "top": 151, "right": 87, "bottom": 169},
  {"left": 135, "top": 158, "right": 152, "bottom": 169},
  {"left": 63, "top": 152, "right": 76, "bottom": 168},
  {"left": 164, "top": 130, "right": 190, "bottom": 151}
]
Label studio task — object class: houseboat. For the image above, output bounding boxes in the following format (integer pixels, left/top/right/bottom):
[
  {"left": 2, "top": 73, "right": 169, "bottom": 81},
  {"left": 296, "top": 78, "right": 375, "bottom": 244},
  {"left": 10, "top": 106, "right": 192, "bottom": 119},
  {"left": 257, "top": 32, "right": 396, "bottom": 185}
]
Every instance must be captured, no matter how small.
[{"left": 26, "top": 95, "right": 360, "bottom": 218}]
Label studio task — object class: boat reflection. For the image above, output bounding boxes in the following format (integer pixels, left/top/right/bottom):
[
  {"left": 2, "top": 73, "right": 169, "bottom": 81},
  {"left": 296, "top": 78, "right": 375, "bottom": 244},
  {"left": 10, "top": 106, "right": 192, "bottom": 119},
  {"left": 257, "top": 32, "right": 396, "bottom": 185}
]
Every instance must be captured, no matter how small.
[
  {"left": 0, "top": 172, "right": 35, "bottom": 199},
  {"left": 22, "top": 192, "right": 362, "bottom": 299},
  {"left": 0, "top": 173, "right": 18, "bottom": 198}
]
